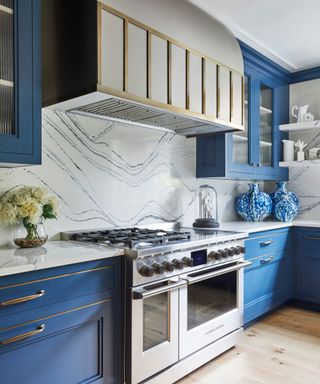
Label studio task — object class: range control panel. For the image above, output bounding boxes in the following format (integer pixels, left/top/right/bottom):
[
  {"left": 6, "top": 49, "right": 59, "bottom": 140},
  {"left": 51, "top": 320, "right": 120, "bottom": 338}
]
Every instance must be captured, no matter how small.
[{"left": 133, "top": 240, "right": 245, "bottom": 286}]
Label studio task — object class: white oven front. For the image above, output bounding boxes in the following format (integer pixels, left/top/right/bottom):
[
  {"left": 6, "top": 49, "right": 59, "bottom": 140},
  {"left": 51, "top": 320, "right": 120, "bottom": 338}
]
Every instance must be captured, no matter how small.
[
  {"left": 179, "top": 260, "right": 249, "bottom": 359},
  {"left": 130, "top": 278, "right": 187, "bottom": 384}
]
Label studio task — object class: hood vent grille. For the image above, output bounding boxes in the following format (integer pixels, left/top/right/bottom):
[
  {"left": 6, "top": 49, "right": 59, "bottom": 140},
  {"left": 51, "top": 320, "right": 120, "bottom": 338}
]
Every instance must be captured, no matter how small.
[{"left": 69, "top": 97, "right": 237, "bottom": 136}]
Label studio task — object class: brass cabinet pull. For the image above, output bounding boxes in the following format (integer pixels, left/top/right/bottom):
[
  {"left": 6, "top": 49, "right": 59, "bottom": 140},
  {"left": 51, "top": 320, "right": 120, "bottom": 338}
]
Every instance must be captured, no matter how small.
[
  {"left": 0, "top": 290, "right": 45, "bottom": 308},
  {"left": 260, "top": 240, "right": 272, "bottom": 247},
  {"left": 303, "top": 235, "right": 320, "bottom": 241},
  {"left": 0, "top": 324, "right": 45, "bottom": 345},
  {"left": 260, "top": 256, "right": 274, "bottom": 265}
]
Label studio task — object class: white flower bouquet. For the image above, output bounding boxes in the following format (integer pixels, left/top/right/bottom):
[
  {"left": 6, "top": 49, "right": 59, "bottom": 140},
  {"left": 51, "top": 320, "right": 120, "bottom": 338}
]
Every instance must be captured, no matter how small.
[{"left": 0, "top": 186, "right": 59, "bottom": 248}]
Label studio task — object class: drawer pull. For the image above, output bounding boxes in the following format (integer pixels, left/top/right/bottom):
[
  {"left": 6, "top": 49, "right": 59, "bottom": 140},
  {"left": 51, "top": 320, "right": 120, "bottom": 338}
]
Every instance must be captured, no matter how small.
[
  {"left": 0, "top": 324, "right": 45, "bottom": 345},
  {"left": 260, "top": 257, "right": 274, "bottom": 265},
  {"left": 0, "top": 290, "right": 46, "bottom": 308},
  {"left": 260, "top": 240, "right": 273, "bottom": 247},
  {"left": 303, "top": 235, "right": 320, "bottom": 241}
]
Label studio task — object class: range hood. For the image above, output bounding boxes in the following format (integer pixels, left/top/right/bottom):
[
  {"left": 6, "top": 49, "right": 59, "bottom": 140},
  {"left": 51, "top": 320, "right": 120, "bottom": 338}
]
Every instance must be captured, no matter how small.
[{"left": 42, "top": 0, "right": 245, "bottom": 136}]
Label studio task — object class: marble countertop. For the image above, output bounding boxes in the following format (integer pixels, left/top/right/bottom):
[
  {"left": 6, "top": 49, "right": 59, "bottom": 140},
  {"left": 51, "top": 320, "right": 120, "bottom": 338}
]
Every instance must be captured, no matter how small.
[
  {"left": 1, "top": 219, "right": 320, "bottom": 278},
  {"left": 0, "top": 241, "right": 123, "bottom": 278},
  {"left": 219, "top": 219, "right": 320, "bottom": 234}
]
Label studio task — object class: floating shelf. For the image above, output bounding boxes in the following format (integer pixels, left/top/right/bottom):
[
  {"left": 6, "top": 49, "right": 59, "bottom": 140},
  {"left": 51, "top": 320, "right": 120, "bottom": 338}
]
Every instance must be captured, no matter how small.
[
  {"left": 279, "top": 160, "right": 320, "bottom": 167},
  {"left": 280, "top": 121, "right": 320, "bottom": 132},
  {"left": 0, "top": 79, "right": 14, "bottom": 87},
  {"left": 0, "top": 4, "right": 13, "bottom": 14}
]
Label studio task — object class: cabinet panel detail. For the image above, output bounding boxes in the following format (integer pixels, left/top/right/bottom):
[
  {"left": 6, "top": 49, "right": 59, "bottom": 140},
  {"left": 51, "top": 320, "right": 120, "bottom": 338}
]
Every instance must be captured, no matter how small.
[
  {"left": 217, "top": 66, "right": 230, "bottom": 121},
  {"left": 127, "top": 23, "right": 147, "bottom": 98},
  {"left": 188, "top": 53, "right": 202, "bottom": 113},
  {"left": 150, "top": 34, "right": 167, "bottom": 104},
  {"left": 171, "top": 44, "right": 186, "bottom": 109},
  {"left": 231, "top": 72, "right": 243, "bottom": 126},
  {"left": 101, "top": 10, "right": 124, "bottom": 91},
  {"left": 204, "top": 60, "right": 217, "bottom": 117}
]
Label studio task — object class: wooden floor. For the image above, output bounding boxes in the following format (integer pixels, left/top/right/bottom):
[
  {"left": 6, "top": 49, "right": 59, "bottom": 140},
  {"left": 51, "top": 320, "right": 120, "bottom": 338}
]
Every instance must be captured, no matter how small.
[{"left": 178, "top": 306, "right": 320, "bottom": 384}]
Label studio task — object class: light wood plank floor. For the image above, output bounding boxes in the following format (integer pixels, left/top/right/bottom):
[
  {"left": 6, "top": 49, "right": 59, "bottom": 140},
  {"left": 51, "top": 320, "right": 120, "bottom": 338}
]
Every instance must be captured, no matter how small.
[{"left": 178, "top": 306, "right": 320, "bottom": 384}]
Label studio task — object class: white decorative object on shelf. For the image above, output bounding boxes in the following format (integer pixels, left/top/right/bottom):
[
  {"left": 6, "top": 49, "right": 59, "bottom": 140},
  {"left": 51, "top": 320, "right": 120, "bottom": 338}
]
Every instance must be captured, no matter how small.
[
  {"left": 302, "top": 112, "right": 314, "bottom": 122},
  {"left": 308, "top": 147, "right": 320, "bottom": 160},
  {"left": 282, "top": 140, "right": 295, "bottom": 162},
  {"left": 292, "top": 105, "right": 310, "bottom": 123},
  {"left": 295, "top": 140, "right": 307, "bottom": 161}
]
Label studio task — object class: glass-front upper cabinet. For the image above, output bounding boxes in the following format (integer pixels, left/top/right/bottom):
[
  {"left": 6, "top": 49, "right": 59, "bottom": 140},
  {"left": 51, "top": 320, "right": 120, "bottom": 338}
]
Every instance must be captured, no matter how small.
[
  {"left": 259, "top": 83, "right": 273, "bottom": 167},
  {"left": 0, "top": 0, "right": 41, "bottom": 165},
  {"left": 232, "top": 75, "right": 249, "bottom": 165},
  {"left": 0, "top": 0, "right": 14, "bottom": 136}
]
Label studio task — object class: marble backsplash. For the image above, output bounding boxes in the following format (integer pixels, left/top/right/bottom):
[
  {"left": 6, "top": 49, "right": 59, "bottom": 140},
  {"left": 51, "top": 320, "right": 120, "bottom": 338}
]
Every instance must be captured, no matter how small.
[{"left": 0, "top": 110, "right": 254, "bottom": 245}]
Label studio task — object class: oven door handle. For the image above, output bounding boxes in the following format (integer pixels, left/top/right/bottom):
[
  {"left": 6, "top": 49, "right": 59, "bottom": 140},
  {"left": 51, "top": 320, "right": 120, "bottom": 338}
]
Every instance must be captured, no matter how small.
[
  {"left": 132, "top": 280, "right": 187, "bottom": 300},
  {"left": 180, "top": 260, "right": 252, "bottom": 285}
]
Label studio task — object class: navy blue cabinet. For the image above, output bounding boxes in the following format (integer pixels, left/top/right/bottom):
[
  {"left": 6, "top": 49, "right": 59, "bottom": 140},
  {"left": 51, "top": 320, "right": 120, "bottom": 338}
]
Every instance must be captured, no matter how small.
[
  {"left": 0, "top": 0, "right": 41, "bottom": 165},
  {"left": 0, "top": 258, "right": 122, "bottom": 384},
  {"left": 294, "top": 227, "right": 320, "bottom": 304},
  {"left": 244, "top": 228, "right": 293, "bottom": 325},
  {"left": 197, "top": 42, "right": 290, "bottom": 181}
]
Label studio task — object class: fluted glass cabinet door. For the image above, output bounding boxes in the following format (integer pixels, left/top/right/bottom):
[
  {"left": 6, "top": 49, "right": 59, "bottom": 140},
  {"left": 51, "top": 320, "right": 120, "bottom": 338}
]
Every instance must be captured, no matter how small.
[
  {"left": 232, "top": 75, "right": 249, "bottom": 164},
  {"left": 259, "top": 83, "right": 273, "bottom": 167},
  {"left": 0, "top": 0, "right": 14, "bottom": 136}
]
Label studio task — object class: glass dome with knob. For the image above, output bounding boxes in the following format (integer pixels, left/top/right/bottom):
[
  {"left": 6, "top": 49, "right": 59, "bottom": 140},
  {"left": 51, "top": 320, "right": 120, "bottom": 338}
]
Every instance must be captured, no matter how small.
[{"left": 193, "top": 185, "right": 219, "bottom": 229}]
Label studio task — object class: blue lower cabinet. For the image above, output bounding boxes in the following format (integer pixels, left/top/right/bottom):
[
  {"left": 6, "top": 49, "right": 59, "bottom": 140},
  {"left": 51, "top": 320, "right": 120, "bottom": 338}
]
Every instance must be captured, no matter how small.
[
  {"left": 0, "top": 258, "right": 122, "bottom": 384},
  {"left": 294, "top": 227, "right": 320, "bottom": 304},
  {"left": 244, "top": 228, "right": 293, "bottom": 325}
]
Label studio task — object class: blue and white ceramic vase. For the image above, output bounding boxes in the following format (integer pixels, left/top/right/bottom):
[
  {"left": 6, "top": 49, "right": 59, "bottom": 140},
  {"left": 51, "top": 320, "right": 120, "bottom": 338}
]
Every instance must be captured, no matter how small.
[
  {"left": 236, "top": 183, "right": 272, "bottom": 222},
  {"left": 270, "top": 182, "right": 299, "bottom": 222}
]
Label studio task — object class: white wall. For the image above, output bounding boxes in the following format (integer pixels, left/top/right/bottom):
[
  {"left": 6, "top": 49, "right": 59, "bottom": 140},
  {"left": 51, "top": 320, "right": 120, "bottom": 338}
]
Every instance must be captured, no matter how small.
[
  {"left": 0, "top": 110, "right": 253, "bottom": 246},
  {"left": 285, "top": 79, "right": 320, "bottom": 219}
]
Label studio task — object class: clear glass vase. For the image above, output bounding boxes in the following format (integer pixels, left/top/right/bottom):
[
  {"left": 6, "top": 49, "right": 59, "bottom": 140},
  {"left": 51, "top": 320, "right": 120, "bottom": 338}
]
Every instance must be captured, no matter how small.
[{"left": 13, "top": 220, "right": 48, "bottom": 248}]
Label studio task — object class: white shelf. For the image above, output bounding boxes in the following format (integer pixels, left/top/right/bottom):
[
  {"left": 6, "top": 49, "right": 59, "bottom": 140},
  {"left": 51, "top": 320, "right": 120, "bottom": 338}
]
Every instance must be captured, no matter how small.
[
  {"left": 0, "top": 4, "right": 13, "bottom": 14},
  {"left": 0, "top": 79, "right": 14, "bottom": 87},
  {"left": 280, "top": 121, "right": 320, "bottom": 132},
  {"left": 244, "top": 100, "right": 272, "bottom": 114},
  {"left": 280, "top": 160, "right": 320, "bottom": 167},
  {"left": 233, "top": 134, "right": 271, "bottom": 147}
]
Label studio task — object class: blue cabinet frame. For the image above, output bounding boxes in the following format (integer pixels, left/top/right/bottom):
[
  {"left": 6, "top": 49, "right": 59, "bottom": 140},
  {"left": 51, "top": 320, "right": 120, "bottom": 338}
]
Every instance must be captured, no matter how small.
[
  {"left": 197, "top": 41, "right": 290, "bottom": 181},
  {"left": 0, "top": 0, "right": 41, "bottom": 165}
]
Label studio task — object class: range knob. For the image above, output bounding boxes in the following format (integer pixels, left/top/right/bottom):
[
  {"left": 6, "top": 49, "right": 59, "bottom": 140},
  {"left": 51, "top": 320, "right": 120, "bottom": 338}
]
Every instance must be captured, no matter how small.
[
  {"left": 228, "top": 247, "right": 236, "bottom": 256},
  {"left": 182, "top": 257, "right": 194, "bottom": 267},
  {"left": 234, "top": 246, "right": 241, "bottom": 255},
  {"left": 172, "top": 259, "right": 184, "bottom": 270},
  {"left": 240, "top": 246, "right": 246, "bottom": 254},
  {"left": 208, "top": 251, "right": 220, "bottom": 260},
  {"left": 162, "top": 261, "right": 174, "bottom": 272},
  {"left": 223, "top": 248, "right": 231, "bottom": 258},
  {"left": 138, "top": 264, "right": 154, "bottom": 277},
  {"left": 152, "top": 263, "right": 165, "bottom": 274}
]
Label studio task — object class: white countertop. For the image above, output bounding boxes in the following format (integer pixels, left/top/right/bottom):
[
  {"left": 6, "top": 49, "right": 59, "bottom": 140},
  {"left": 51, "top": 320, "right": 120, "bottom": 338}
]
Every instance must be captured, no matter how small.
[
  {"left": 0, "top": 219, "right": 320, "bottom": 278},
  {"left": 219, "top": 219, "right": 320, "bottom": 234},
  {"left": 0, "top": 241, "right": 123, "bottom": 278}
]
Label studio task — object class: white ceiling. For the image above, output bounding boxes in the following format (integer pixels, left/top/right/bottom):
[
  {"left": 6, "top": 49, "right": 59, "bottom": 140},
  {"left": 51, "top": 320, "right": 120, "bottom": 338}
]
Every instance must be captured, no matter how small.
[{"left": 188, "top": 0, "right": 320, "bottom": 72}]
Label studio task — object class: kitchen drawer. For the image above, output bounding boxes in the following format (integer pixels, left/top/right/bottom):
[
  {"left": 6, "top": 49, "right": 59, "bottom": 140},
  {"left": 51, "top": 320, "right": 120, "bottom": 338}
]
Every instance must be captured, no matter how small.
[
  {"left": 0, "top": 259, "right": 117, "bottom": 320},
  {"left": 245, "top": 228, "right": 291, "bottom": 260},
  {"left": 0, "top": 299, "right": 119, "bottom": 384},
  {"left": 244, "top": 249, "right": 289, "bottom": 272},
  {"left": 295, "top": 227, "right": 320, "bottom": 250}
]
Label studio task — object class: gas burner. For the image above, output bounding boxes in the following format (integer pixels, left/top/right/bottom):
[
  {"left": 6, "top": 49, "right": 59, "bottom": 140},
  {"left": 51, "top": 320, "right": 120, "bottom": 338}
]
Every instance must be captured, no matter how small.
[{"left": 71, "top": 228, "right": 191, "bottom": 249}]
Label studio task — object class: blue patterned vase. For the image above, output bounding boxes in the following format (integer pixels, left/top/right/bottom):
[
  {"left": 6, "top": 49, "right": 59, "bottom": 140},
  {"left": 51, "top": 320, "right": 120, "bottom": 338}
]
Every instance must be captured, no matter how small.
[
  {"left": 270, "top": 182, "right": 299, "bottom": 222},
  {"left": 236, "top": 183, "right": 272, "bottom": 222}
]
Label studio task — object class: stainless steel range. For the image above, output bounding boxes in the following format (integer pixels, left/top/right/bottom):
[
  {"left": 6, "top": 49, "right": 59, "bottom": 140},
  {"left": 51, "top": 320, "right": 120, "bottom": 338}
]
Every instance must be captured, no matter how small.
[{"left": 63, "top": 223, "right": 249, "bottom": 384}]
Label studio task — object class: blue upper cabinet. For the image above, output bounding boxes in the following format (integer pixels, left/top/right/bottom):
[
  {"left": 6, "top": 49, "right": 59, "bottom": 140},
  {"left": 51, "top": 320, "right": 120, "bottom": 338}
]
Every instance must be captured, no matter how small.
[
  {"left": 197, "top": 41, "right": 290, "bottom": 181},
  {"left": 0, "top": 0, "right": 41, "bottom": 166}
]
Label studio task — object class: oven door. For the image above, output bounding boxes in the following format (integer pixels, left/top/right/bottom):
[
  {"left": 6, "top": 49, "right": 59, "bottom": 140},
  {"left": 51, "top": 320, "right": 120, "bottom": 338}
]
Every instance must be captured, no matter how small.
[
  {"left": 131, "top": 278, "right": 186, "bottom": 384},
  {"left": 179, "top": 260, "right": 250, "bottom": 359}
]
